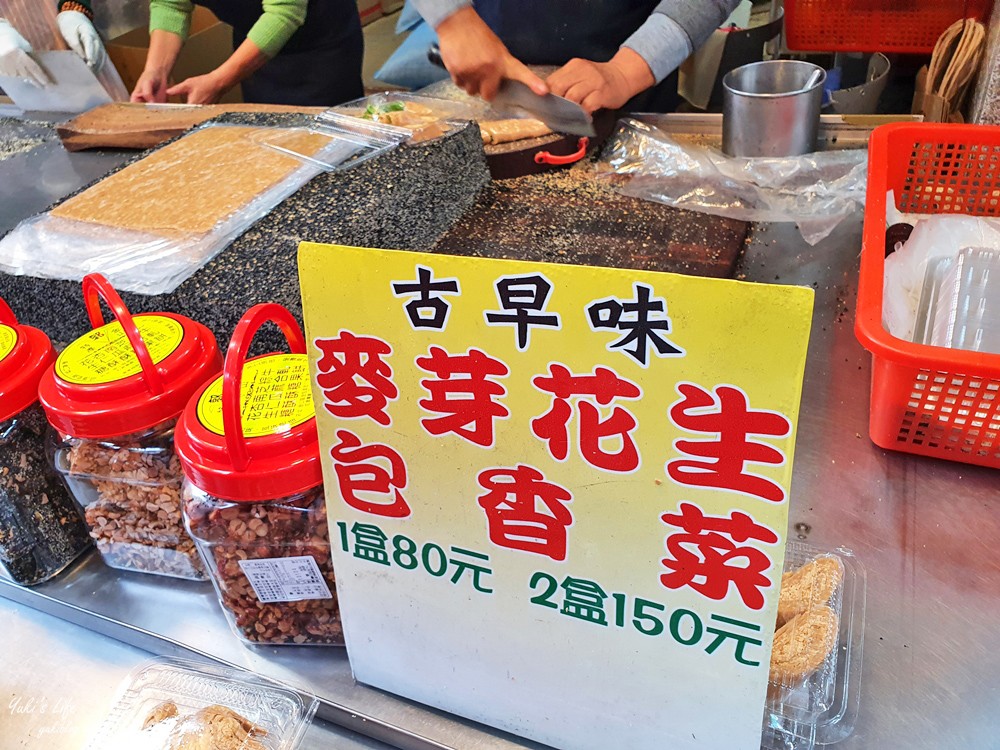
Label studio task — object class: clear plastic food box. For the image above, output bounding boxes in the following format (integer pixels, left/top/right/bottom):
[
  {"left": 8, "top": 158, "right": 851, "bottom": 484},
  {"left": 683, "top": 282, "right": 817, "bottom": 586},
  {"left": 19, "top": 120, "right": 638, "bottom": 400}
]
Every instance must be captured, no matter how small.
[
  {"left": 330, "top": 91, "right": 483, "bottom": 143},
  {"left": 83, "top": 657, "right": 318, "bottom": 750},
  {"left": 915, "top": 247, "right": 1000, "bottom": 355},
  {"left": 762, "top": 542, "right": 867, "bottom": 750}
]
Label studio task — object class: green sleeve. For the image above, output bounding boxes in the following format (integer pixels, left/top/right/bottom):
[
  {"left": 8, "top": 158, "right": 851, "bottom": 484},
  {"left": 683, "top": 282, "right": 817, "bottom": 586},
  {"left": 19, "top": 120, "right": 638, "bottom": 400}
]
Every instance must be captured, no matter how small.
[
  {"left": 246, "top": 0, "right": 308, "bottom": 57},
  {"left": 149, "top": 0, "right": 195, "bottom": 41}
]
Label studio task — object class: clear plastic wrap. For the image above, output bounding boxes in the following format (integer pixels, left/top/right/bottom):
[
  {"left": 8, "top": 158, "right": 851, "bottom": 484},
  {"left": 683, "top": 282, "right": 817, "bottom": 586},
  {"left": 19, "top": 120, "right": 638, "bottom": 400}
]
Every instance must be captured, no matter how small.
[
  {"left": 84, "top": 657, "right": 318, "bottom": 750},
  {"left": 762, "top": 542, "right": 867, "bottom": 750},
  {"left": 597, "top": 118, "right": 868, "bottom": 245},
  {"left": 0, "top": 120, "right": 406, "bottom": 295}
]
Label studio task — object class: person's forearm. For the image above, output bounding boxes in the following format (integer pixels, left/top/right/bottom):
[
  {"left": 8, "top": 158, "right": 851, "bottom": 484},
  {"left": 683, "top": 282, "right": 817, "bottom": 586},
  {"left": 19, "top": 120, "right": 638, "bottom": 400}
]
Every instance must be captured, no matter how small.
[
  {"left": 213, "top": 38, "right": 270, "bottom": 90},
  {"left": 409, "top": 0, "right": 470, "bottom": 30},
  {"left": 144, "top": 28, "right": 184, "bottom": 77}
]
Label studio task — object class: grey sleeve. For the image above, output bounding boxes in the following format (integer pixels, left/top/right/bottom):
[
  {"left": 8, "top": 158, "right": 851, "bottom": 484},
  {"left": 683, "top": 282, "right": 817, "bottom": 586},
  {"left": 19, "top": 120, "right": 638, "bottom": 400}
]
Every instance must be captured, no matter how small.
[
  {"left": 622, "top": 14, "right": 694, "bottom": 84},
  {"left": 409, "top": 0, "right": 470, "bottom": 29},
  {"left": 652, "top": 0, "right": 744, "bottom": 49},
  {"left": 623, "top": 0, "right": 742, "bottom": 83}
]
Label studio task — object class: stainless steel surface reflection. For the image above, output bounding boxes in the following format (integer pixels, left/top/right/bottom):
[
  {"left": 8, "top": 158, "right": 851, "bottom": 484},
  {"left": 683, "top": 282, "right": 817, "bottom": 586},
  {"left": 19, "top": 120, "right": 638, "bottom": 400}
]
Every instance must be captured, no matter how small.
[
  {"left": 0, "top": 597, "right": 393, "bottom": 749},
  {"left": 0, "top": 136, "right": 131, "bottom": 236},
  {"left": 739, "top": 220, "right": 1000, "bottom": 750},
  {"left": 0, "top": 116, "right": 998, "bottom": 748}
]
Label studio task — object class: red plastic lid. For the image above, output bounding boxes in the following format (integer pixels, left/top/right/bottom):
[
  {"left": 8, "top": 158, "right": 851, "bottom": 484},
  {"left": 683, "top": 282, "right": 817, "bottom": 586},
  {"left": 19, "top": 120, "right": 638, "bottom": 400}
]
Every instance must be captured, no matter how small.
[
  {"left": 0, "top": 299, "right": 56, "bottom": 423},
  {"left": 175, "top": 303, "right": 322, "bottom": 502},
  {"left": 37, "top": 274, "right": 222, "bottom": 439}
]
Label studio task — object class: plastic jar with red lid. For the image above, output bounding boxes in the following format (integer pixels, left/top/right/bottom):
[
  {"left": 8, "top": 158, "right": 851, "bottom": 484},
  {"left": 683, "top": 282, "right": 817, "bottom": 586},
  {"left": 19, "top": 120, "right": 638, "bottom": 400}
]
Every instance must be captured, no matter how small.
[
  {"left": 0, "top": 299, "right": 92, "bottom": 585},
  {"left": 177, "top": 304, "right": 342, "bottom": 646},
  {"left": 38, "top": 274, "right": 222, "bottom": 580}
]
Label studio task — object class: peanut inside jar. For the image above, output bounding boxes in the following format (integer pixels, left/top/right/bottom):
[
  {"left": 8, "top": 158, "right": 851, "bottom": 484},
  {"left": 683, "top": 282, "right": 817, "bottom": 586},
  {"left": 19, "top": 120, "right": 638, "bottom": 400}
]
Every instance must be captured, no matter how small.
[{"left": 184, "top": 484, "right": 343, "bottom": 645}]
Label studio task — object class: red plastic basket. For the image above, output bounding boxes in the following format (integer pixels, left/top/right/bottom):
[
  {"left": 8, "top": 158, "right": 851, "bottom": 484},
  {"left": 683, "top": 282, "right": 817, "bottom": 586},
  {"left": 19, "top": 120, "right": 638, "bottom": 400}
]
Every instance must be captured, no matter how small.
[
  {"left": 856, "top": 123, "right": 1000, "bottom": 469},
  {"left": 784, "top": 0, "right": 993, "bottom": 54}
]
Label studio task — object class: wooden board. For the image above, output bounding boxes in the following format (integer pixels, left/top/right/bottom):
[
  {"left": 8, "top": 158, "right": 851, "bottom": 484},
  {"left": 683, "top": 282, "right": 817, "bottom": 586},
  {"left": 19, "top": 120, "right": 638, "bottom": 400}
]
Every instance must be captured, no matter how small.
[
  {"left": 431, "top": 169, "right": 749, "bottom": 279},
  {"left": 56, "top": 102, "right": 326, "bottom": 151}
]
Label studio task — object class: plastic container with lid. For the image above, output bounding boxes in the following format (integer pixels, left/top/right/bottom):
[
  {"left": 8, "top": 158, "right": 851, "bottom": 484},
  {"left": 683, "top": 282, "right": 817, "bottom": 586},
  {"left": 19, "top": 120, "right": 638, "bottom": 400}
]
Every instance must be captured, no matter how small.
[
  {"left": 83, "top": 656, "right": 318, "bottom": 750},
  {"left": 762, "top": 542, "right": 867, "bottom": 750},
  {"left": 0, "top": 299, "right": 92, "bottom": 585},
  {"left": 39, "top": 274, "right": 222, "bottom": 580},
  {"left": 177, "top": 303, "right": 342, "bottom": 646}
]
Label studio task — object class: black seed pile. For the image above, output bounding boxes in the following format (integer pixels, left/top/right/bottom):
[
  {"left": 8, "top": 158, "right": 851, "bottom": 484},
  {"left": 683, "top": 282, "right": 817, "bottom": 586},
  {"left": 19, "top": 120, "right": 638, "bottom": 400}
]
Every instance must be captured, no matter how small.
[{"left": 0, "top": 403, "right": 91, "bottom": 585}]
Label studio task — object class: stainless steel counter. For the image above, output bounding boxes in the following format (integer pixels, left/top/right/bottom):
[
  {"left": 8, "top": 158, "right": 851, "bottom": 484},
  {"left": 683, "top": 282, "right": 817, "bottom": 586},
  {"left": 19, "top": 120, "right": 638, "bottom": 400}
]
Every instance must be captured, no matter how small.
[
  {"left": 0, "top": 120, "right": 998, "bottom": 750},
  {"left": 0, "top": 597, "right": 392, "bottom": 750}
]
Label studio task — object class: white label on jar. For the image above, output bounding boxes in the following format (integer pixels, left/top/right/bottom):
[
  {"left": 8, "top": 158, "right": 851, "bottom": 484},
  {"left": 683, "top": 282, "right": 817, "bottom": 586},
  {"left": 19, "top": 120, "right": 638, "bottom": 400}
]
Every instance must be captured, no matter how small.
[{"left": 237, "top": 555, "right": 333, "bottom": 603}]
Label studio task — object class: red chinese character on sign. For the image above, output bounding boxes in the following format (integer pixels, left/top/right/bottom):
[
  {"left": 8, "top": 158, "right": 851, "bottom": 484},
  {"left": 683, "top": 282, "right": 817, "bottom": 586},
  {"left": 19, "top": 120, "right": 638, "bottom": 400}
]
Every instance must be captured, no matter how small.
[
  {"left": 477, "top": 465, "right": 573, "bottom": 561},
  {"left": 531, "top": 364, "right": 641, "bottom": 472},
  {"left": 315, "top": 331, "right": 397, "bottom": 426},
  {"left": 416, "top": 346, "right": 509, "bottom": 447},
  {"left": 330, "top": 429, "right": 411, "bottom": 517},
  {"left": 660, "top": 502, "right": 778, "bottom": 610},
  {"left": 666, "top": 383, "right": 791, "bottom": 503}
]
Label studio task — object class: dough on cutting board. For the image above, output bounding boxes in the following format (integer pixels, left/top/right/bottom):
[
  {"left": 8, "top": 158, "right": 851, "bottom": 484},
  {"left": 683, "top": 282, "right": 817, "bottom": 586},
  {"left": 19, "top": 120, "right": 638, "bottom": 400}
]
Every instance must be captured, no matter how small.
[
  {"left": 51, "top": 126, "right": 330, "bottom": 236},
  {"left": 480, "top": 118, "right": 553, "bottom": 145}
]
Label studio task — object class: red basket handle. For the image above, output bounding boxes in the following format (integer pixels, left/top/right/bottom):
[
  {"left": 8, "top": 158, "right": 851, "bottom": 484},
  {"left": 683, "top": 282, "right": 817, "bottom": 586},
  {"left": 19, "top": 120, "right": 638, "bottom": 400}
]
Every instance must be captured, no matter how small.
[
  {"left": 82, "top": 273, "right": 164, "bottom": 396},
  {"left": 0, "top": 299, "right": 18, "bottom": 327},
  {"left": 534, "top": 137, "right": 589, "bottom": 166},
  {"left": 222, "top": 303, "right": 306, "bottom": 473}
]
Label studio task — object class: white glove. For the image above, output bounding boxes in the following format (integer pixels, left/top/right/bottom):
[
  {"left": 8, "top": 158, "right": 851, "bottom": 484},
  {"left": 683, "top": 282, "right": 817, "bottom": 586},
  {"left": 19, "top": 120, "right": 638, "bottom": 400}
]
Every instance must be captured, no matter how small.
[
  {"left": 0, "top": 18, "right": 52, "bottom": 87},
  {"left": 57, "top": 10, "right": 106, "bottom": 72}
]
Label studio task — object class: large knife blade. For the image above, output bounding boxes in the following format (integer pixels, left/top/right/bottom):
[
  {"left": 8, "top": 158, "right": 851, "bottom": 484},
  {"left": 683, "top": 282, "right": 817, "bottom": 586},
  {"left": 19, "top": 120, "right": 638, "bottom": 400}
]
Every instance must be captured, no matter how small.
[
  {"left": 492, "top": 79, "right": 596, "bottom": 137},
  {"left": 426, "top": 43, "right": 596, "bottom": 137}
]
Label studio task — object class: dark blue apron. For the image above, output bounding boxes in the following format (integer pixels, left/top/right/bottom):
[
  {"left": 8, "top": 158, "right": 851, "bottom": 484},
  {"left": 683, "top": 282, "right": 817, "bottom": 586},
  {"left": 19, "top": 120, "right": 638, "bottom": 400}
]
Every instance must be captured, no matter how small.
[
  {"left": 474, "top": 0, "right": 679, "bottom": 112},
  {"left": 195, "top": 0, "right": 364, "bottom": 106}
]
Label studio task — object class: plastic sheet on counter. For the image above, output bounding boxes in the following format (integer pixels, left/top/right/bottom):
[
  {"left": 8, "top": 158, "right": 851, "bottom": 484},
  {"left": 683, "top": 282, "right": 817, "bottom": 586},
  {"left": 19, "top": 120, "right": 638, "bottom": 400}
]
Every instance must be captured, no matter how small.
[
  {"left": 84, "top": 657, "right": 318, "bottom": 750},
  {"left": 0, "top": 119, "right": 407, "bottom": 296},
  {"left": 597, "top": 118, "right": 868, "bottom": 245}
]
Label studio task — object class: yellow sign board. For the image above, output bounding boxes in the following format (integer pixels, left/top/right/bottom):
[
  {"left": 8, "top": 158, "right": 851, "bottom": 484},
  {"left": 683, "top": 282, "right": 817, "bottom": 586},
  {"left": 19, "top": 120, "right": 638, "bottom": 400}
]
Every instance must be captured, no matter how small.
[{"left": 300, "top": 243, "right": 814, "bottom": 750}]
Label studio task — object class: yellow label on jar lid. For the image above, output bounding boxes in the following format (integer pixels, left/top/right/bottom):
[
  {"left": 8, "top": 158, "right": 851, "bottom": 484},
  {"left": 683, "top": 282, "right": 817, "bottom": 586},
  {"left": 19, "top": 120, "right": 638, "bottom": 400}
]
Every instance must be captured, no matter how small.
[
  {"left": 55, "top": 315, "right": 184, "bottom": 385},
  {"left": 0, "top": 324, "right": 18, "bottom": 362},
  {"left": 197, "top": 353, "right": 314, "bottom": 438}
]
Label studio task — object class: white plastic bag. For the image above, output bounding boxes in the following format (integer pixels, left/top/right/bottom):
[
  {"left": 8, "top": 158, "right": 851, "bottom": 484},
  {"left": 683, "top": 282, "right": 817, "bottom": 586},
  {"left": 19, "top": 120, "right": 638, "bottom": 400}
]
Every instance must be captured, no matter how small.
[{"left": 598, "top": 118, "right": 868, "bottom": 245}]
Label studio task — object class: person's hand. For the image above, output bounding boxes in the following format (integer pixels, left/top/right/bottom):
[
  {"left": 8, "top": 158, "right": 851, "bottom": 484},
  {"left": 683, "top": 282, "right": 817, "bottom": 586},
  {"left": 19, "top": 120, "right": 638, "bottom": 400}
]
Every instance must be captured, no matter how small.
[
  {"left": 56, "top": 10, "right": 107, "bottom": 71},
  {"left": 435, "top": 6, "right": 546, "bottom": 101},
  {"left": 166, "top": 71, "right": 230, "bottom": 104},
  {"left": 547, "top": 48, "right": 655, "bottom": 114},
  {"left": 0, "top": 19, "right": 51, "bottom": 87},
  {"left": 131, "top": 67, "right": 169, "bottom": 102}
]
